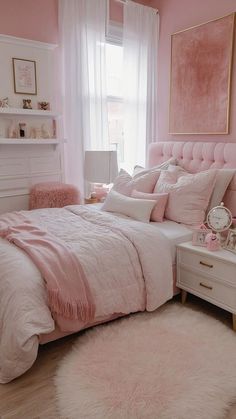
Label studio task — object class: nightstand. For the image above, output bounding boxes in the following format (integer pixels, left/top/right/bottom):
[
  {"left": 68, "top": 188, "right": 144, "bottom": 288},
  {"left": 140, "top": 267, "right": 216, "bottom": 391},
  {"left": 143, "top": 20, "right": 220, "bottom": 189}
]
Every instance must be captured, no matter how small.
[{"left": 177, "top": 242, "right": 236, "bottom": 331}]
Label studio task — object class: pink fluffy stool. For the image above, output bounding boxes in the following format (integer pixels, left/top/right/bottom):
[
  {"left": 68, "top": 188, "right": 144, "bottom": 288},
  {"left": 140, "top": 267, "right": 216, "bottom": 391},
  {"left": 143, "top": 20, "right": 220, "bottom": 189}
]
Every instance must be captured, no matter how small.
[{"left": 29, "top": 182, "right": 81, "bottom": 210}]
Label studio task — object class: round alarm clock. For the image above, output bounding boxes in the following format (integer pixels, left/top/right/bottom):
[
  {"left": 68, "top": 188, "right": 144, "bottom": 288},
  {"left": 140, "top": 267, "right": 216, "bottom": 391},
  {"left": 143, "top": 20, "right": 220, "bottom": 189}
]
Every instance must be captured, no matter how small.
[{"left": 206, "top": 202, "right": 232, "bottom": 232}]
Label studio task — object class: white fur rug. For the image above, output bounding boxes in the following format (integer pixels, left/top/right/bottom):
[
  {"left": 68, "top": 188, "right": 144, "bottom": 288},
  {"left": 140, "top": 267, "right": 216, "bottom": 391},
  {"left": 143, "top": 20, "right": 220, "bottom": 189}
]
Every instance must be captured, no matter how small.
[{"left": 55, "top": 304, "right": 236, "bottom": 419}]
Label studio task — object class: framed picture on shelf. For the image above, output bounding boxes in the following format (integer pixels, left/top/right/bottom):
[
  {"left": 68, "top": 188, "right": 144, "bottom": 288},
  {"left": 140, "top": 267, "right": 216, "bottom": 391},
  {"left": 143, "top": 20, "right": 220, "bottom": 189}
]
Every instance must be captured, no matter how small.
[
  {"left": 224, "top": 229, "right": 236, "bottom": 254},
  {"left": 12, "top": 58, "right": 37, "bottom": 95},
  {"left": 192, "top": 229, "right": 211, "bottom": 247}
]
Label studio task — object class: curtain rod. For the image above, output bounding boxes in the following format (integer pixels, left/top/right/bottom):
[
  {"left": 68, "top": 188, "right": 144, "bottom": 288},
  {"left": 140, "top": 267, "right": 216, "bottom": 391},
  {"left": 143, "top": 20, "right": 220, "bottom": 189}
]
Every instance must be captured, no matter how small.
[{"left": 114, "top": 0, "right": 158, "bottom": 13}]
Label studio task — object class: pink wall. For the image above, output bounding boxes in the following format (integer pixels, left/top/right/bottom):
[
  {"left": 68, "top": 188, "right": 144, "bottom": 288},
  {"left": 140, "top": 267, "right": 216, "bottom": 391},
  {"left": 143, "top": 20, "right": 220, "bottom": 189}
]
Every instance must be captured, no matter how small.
[
  {"left": 153, "top": 0, "right": 236, "bottom": 142},
  {"left": 0, "top": 0, "right": 58, "bottom": 44},
  {"left": 110, "top": 0, "right": 155, "bottom": 22}
]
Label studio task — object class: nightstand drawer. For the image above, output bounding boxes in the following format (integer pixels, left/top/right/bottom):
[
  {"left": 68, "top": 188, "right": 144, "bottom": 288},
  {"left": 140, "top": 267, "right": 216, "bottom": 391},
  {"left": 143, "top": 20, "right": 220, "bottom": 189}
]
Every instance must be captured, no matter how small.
[
  {"left": 178, "top": 250, "right": 236, "bottom": 285},
  {"left": 178, "top": 267, "right": 236, "bottom": 310}
]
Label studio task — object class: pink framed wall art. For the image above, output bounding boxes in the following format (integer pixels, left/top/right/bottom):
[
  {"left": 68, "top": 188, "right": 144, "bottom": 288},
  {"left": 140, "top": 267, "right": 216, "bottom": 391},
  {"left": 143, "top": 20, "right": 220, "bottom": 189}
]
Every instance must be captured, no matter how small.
[{"left": 169, "top": 13, "right": 235, "bottom": 135}]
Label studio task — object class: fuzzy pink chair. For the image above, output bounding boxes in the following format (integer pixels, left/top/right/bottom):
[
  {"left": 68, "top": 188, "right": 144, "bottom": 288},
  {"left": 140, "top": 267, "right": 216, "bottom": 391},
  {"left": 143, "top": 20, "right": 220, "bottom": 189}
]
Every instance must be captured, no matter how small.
[{"left": 29, "top": 182, "right": 81, "bottom": 210}]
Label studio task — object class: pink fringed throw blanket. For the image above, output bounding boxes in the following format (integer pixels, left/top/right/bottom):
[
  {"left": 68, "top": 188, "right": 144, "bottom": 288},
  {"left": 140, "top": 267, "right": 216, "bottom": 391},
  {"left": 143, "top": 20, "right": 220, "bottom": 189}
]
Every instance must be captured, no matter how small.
[{"left": 0, "top": 212, "right": 95, "bottom": 323}]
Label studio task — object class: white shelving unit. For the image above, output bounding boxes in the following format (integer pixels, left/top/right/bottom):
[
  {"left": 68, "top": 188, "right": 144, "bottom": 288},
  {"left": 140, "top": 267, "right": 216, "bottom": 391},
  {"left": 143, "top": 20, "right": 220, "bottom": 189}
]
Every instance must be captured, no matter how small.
[
  {"left": 0, "top": 107, "right": 59, "bottom": 118},
  {"left": 0, "top": 33, "right": 63, "bottom": 213},
  {"left": 0, "top": 138, "right": 60, "bottom": 145},
  {"left": 0, "top": 107, "right": 64, "bottom": 214},
  {"left": 0, "top": 107, "right": 62, "bottom": 144}
]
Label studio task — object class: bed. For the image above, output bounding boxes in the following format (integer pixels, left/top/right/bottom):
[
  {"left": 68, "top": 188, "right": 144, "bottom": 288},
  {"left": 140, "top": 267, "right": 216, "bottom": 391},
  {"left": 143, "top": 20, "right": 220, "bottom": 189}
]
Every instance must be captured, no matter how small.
[{"left": 1, "top": 141, "right": 236, "bottom": 384}]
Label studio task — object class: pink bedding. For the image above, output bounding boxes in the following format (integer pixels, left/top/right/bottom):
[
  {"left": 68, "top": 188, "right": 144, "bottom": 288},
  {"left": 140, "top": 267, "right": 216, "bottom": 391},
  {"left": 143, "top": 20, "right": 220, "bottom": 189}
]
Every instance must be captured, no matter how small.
[{"left": 0, "top": 205, "right": 173, "bottom": 383}]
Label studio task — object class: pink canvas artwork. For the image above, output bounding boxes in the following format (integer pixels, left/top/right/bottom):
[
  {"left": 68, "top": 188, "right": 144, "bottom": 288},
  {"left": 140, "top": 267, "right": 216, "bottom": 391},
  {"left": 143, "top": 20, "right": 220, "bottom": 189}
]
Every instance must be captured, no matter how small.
[{"left": 169, "top": 13, "right": 235, "bottom": 134}]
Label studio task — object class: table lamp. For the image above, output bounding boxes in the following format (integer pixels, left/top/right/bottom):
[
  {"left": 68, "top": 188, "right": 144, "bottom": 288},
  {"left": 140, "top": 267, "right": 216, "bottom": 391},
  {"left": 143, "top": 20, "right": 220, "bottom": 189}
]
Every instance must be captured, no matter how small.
[{"left": 84, "top": 150, "right": 118, "bottom": 200}]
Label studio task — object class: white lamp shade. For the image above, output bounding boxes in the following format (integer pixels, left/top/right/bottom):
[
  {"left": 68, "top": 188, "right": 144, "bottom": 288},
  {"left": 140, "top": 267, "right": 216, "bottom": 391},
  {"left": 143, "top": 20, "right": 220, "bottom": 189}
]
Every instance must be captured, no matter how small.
[{"left": 84, "top": 150, "right": 118, "bottom": 183}]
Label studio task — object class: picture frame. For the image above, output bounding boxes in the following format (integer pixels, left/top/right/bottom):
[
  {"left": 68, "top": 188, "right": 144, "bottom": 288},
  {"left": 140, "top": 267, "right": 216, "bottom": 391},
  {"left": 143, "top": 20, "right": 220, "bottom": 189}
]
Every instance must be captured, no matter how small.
[
  {"left": 12, "top": 58, "right": 37, "bottom": 95},
  {"left": 169, "top": 13, "right": 235, "bottom": 134},
  {"left": 224, "top": 229, "right": 236, "bottom": 254},
  {"left": 192, "top": 229, "right": 212, "bottom": 247}
]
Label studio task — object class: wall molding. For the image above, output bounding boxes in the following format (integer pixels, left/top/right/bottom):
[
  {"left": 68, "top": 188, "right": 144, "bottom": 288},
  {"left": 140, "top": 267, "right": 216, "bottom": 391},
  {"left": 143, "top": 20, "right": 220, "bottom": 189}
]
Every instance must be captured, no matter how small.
[{"left": 0, "top": 34, "right": 58, "bottom": 50}]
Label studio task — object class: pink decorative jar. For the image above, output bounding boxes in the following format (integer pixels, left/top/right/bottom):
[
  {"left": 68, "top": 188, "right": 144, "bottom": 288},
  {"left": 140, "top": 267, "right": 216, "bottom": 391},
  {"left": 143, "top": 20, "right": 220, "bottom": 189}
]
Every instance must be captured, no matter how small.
[{"left": 205, "top": 233, "right": 220, "bottom": 251}]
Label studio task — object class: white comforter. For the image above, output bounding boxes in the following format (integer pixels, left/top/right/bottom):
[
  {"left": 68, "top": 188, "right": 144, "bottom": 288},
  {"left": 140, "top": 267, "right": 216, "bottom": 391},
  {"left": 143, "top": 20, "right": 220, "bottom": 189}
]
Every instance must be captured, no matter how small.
[{"left": 0, "top": 205, "right": 173, "bottom": 383}]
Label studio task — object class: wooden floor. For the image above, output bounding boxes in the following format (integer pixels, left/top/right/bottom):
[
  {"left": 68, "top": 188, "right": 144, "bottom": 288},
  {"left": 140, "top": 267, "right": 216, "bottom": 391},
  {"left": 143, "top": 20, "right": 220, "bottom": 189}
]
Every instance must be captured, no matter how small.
[
  {"left": 1, "top": 295, "right": 236, "bottom": 419},
  {"left": 0, "top": 334, "right": 78, "bottom": 419}
]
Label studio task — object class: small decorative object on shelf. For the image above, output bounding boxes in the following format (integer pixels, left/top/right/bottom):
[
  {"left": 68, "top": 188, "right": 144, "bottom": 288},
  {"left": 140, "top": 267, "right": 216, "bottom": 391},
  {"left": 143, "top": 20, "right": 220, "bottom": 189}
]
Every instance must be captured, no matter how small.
[
  {"left": 8, "top": 120, "right": 17, "bottom": 138},
  {"left": 29, "top": 127, "right": 37, "bottom": 139},
  {"left": 35, "top": 127, "right": 42, "bottom": 139},
  {"left": 192, "top": 224, "right": 211, "bottom": 247},
  {"left": 0, "top": 97, "right": 9, "bottom": 108},
  {"left": 23, "top": 99, "right": 32, "bottom": 109},
  {"left": 52, "top": 119, "right": 56, "bottom": 138},
  {"left": 19, "top": 122, "right": 26, "bottom": 138},
  {"left": 224, "top": 229, "right": 236, "bottom": 254},
  {"left": 41, "top": 123, "right": 50, "bottom": 139},
  {"left": 205, "top": 232, "right": 221, "bottom": 251},
  {"left": 38, "top": 101, "right": 50, "bottom": 111}
]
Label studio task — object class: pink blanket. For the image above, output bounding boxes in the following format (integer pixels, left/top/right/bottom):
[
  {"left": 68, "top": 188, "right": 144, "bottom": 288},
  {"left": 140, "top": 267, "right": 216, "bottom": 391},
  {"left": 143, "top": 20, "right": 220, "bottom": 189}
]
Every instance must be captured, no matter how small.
[{"left": 0, "top": 212, "right": 95, "bottom": 324}]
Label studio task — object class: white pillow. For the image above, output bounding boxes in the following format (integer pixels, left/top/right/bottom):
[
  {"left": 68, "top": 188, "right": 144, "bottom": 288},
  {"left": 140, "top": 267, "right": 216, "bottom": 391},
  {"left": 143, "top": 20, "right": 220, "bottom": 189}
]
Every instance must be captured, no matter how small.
[
  {"left": 207, "top": 169, "right": 235, "bottom": 210},
  {"left": 132, "top": 157, "right": 177, "bottom": 178},
  {"left": 155, "top": 168, "right": 217, "bottom": 225},
  {"left": 102, "top": 190, "right": 156, "bottom": 222}
]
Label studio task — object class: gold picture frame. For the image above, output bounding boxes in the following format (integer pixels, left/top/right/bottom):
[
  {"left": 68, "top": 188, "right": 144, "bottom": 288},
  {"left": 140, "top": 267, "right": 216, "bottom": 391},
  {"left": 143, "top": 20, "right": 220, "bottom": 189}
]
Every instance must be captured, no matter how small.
[
  {"left": 224, "top": 229, "right": 236, "bottom": 254},
  {"left": 12, "top": 58, "right": 37, "bottom": 95},
  {"left": 169, "top": 13, "right": 235, "bottom": 134}
]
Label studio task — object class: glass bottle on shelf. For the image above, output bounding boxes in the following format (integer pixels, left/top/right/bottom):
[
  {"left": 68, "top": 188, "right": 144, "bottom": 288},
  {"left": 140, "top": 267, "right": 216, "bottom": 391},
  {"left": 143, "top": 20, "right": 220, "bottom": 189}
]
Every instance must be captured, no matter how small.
[{"left": 19, "top": 123, "right": 26, "bottom": 138}]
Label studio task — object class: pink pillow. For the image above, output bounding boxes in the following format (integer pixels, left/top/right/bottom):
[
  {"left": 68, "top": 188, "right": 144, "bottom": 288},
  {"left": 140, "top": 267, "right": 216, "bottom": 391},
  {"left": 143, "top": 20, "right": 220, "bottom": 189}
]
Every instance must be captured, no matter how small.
[
  {"left": 131, "top": 190, "right": 168, "bottom": 222},
  {"left": 112, "top": 169, "right": 161, "bottom": 196},
  {"left": 155, "top": 169, "right": 217, "bottom": 225}
]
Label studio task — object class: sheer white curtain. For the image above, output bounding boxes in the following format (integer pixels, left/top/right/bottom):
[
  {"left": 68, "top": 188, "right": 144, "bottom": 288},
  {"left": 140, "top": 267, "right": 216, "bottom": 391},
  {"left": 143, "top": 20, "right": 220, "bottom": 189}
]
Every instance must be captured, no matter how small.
[
  {"left": 59, "top": 0, "right": 109, "bottom": 193},
  {"left": 123, "top": 1, "right": 158, "bottom": 172}
]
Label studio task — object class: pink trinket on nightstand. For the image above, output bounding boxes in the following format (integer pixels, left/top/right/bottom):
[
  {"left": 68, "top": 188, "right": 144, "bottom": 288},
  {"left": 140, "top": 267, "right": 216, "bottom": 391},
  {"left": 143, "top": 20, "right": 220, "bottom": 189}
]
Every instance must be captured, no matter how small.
[{"left": 205, "top": 233, "right": 220, "bottom": 251}]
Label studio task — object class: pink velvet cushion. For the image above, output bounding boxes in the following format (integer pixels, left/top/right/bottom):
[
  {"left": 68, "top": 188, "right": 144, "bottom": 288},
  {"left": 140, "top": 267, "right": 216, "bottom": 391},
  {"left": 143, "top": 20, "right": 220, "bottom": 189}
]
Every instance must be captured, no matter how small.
[
  {"left": 154, "top": 168, "right": 217, "bottom": 225},
  {"left": 131, "top": 190, "right": 168, "bottom": 222},
  {"left": 112, "top": 169, "right": 161, "bottom": 196}
]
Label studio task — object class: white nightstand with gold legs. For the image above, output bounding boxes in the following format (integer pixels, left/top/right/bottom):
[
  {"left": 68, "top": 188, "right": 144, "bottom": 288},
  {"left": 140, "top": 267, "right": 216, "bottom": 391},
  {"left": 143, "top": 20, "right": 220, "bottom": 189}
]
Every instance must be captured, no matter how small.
[{"left": 177, "top": 242, "right": 236, "bottom": 331}]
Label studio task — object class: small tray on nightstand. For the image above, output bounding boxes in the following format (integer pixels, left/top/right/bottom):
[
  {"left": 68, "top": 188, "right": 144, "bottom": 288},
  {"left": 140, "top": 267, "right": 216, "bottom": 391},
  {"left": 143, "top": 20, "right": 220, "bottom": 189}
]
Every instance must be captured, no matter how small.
[{"left": 84, "top": 197, "right": 100, "bottom": 204}]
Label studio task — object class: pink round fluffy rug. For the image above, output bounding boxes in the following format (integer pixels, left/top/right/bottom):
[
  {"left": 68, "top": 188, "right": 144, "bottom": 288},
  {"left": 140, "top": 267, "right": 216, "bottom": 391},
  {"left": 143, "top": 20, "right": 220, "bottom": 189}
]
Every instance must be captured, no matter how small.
[{"left": 55, "top": 304, "right": 236, "bottom": 419}]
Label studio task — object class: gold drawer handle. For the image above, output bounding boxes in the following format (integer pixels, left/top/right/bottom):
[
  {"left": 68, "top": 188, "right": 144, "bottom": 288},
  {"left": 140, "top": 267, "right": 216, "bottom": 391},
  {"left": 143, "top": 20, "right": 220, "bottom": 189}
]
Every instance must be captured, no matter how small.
[
  {"left": 199, "top": 282, "right": 213, "bottom": 290},
  {"left": 199, "top": 261, "right": 213, "bottom": 268}
]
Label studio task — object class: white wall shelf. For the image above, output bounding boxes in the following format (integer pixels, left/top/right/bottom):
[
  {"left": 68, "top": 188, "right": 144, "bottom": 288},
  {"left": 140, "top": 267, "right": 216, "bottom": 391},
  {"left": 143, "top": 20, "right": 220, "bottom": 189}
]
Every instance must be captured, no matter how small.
[
  {"left": 0, "top": 108, "right": 59, "bottom": 118},
  {"left": 0, "top": 138, "right": 60, "bottom": 145}
]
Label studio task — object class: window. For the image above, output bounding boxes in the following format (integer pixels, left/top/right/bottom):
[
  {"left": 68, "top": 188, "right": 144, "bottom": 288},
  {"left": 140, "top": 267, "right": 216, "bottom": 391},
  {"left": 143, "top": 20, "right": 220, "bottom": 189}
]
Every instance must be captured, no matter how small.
[{"left": 106, "top": 42, "right": 124, "bottom": 167}]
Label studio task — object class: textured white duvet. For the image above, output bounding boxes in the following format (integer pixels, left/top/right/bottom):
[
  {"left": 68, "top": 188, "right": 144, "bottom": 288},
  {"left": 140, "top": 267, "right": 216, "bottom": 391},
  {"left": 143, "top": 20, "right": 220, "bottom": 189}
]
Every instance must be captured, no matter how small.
[{"left": 0, "top": 205, "right": 173, "bottom": 383}]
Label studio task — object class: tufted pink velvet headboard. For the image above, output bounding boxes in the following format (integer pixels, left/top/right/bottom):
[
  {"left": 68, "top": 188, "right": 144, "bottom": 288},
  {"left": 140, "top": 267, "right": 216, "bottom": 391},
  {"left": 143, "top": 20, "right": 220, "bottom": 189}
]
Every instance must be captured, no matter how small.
[{"left": 148, "top": 142, "right": 236, "bottom": 216}]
